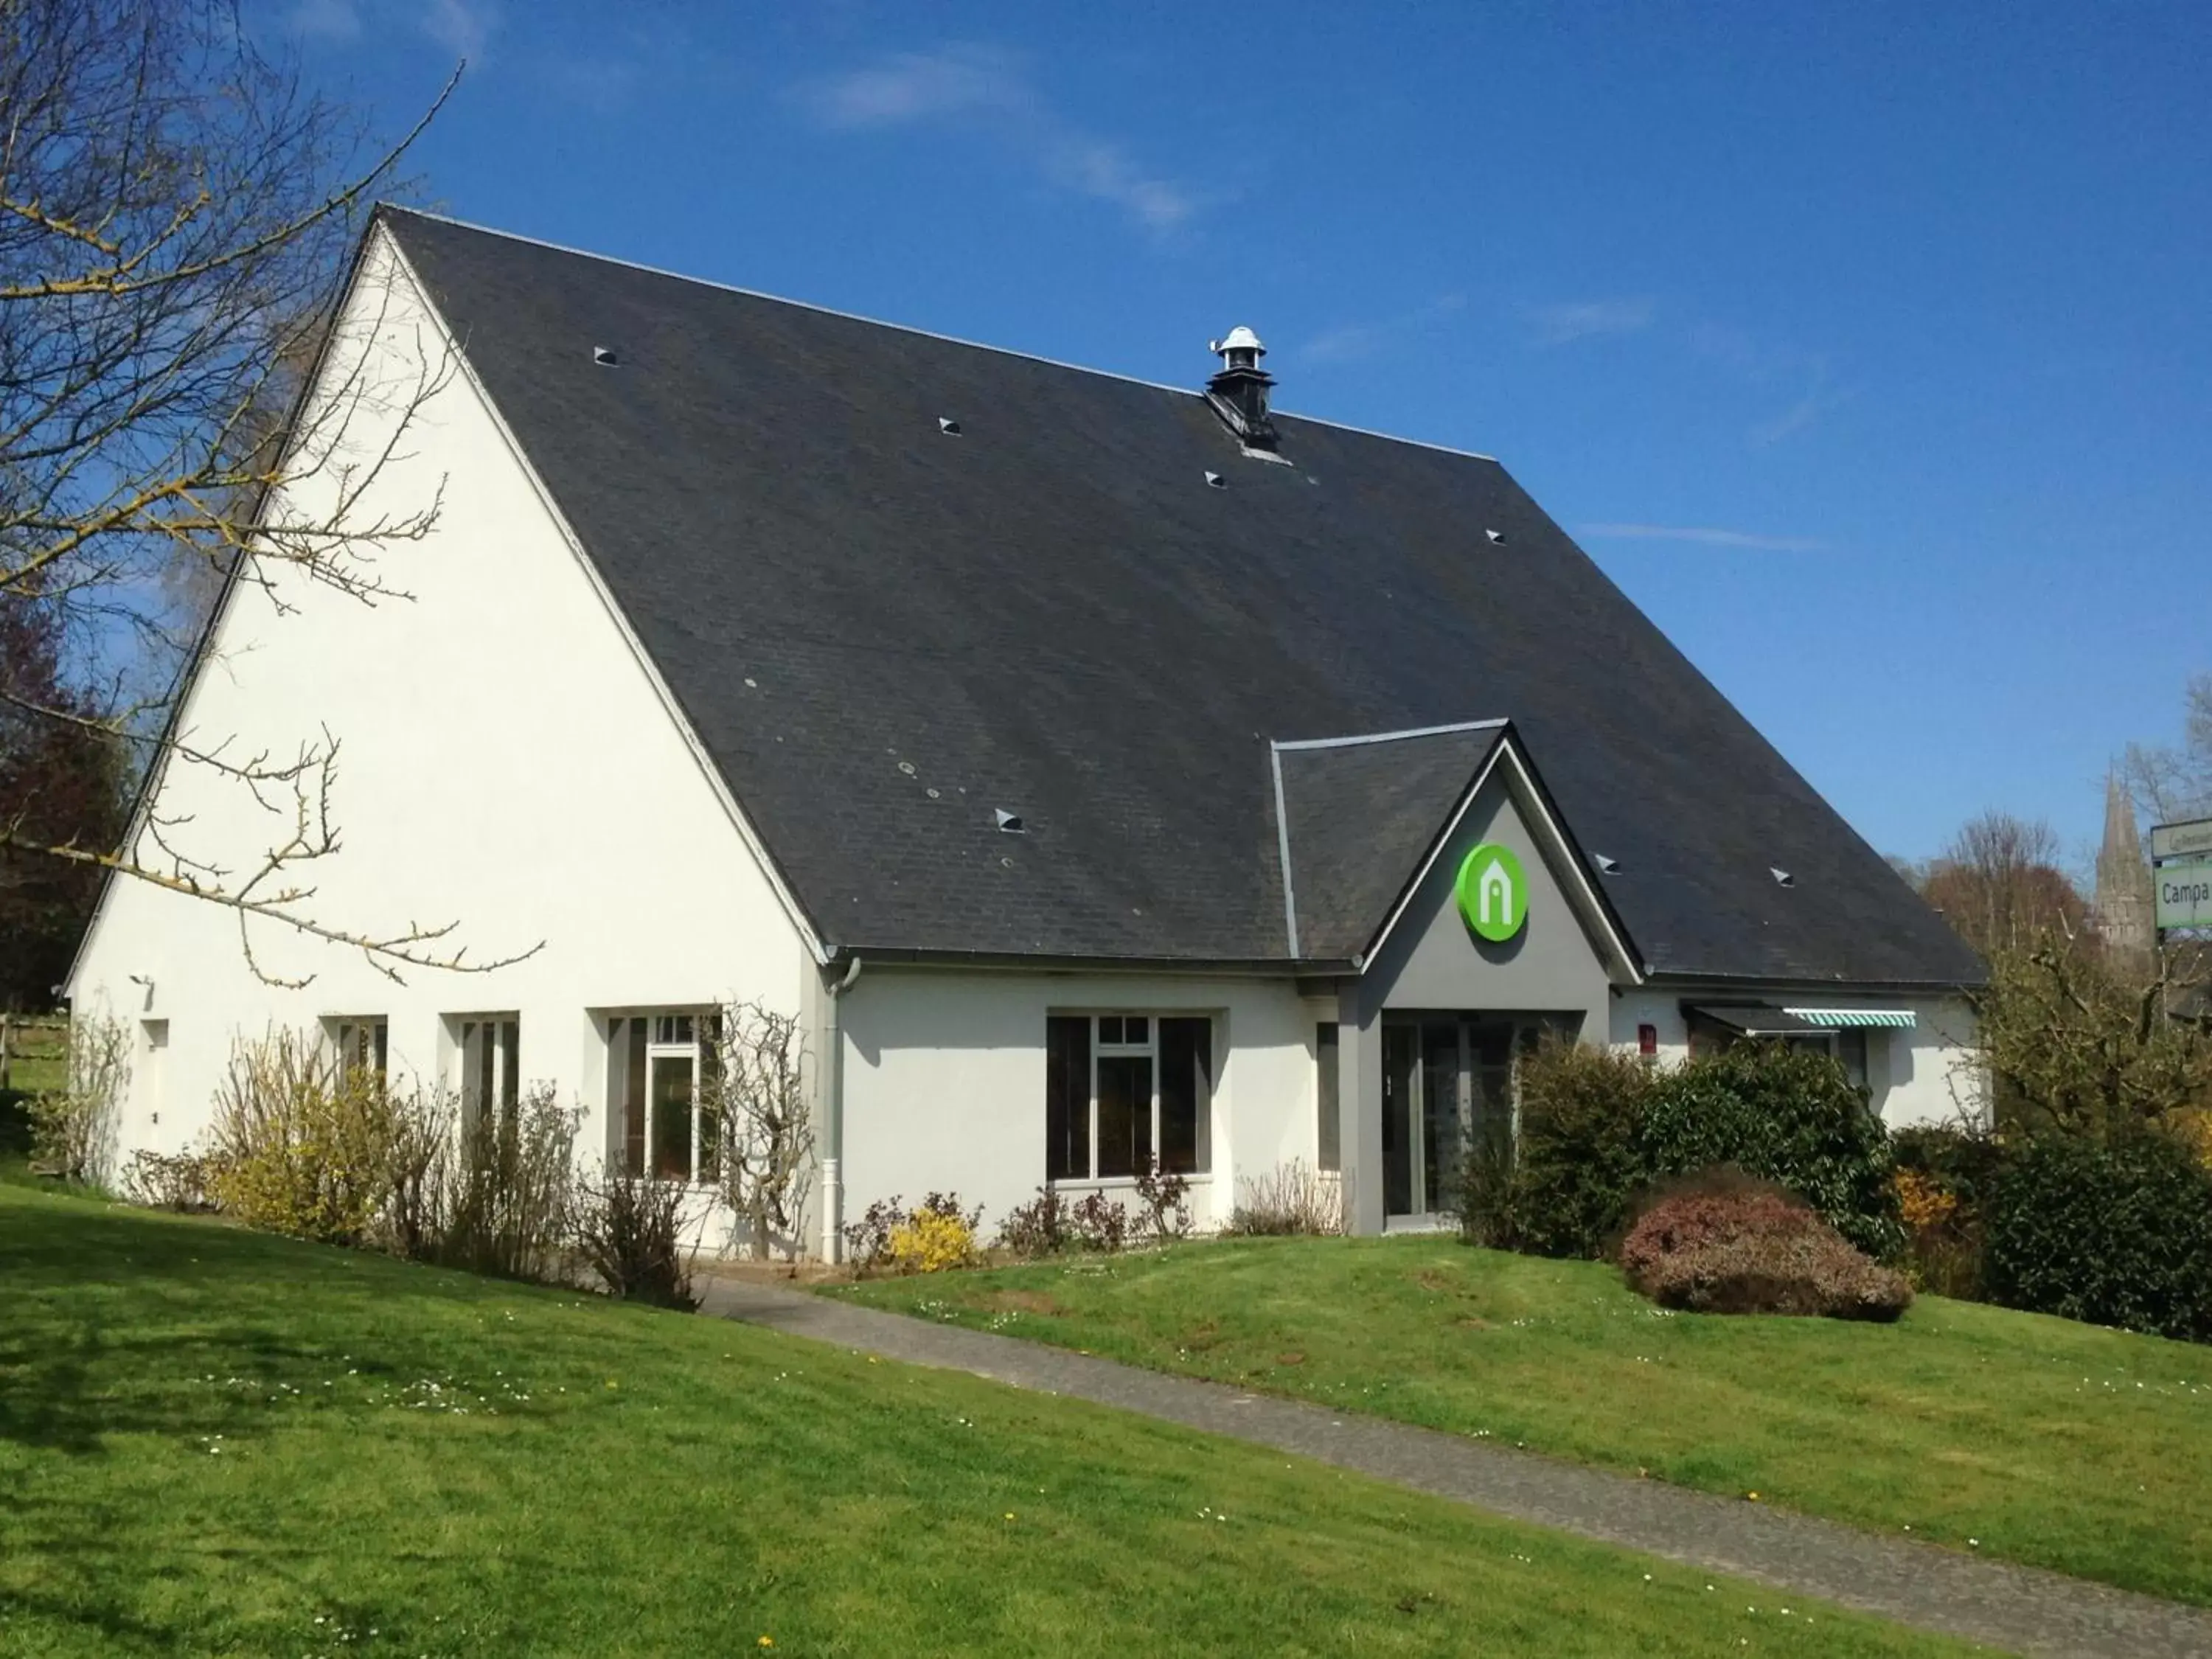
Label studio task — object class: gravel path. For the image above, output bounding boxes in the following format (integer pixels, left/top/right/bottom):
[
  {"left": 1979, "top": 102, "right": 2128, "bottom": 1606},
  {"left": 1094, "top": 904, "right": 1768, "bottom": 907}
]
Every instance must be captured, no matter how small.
[{"left": 700, "top": 1276, "right": 2212, "bottom": 1659}]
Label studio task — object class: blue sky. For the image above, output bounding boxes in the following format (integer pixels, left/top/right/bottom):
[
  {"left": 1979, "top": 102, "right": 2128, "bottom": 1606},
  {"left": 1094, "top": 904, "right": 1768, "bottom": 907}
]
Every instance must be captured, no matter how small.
[{"left": 265, "top": 0, "right": 2211, "bottom": 868}]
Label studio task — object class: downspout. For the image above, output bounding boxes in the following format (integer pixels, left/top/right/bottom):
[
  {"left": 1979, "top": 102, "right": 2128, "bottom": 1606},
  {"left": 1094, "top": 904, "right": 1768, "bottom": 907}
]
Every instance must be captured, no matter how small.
[{"left": 818, "top": 953, "right": 862, "bottom": 1262}]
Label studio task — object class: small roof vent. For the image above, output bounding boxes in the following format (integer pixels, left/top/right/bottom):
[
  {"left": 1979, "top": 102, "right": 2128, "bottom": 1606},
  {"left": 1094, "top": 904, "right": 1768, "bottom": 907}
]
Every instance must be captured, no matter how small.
[
  {"left": 1485, "top": 528, "right": 1504, "bottom": 544},
  {"left": 1593, "top": 852, "right": 1620, "bottom": 874},
  {"left": 995, "top": 808, "right": 1025, "bottom": 833},
  {"left": 1770, "top": 866, "right": 1795, "bottom": 888},
  {"left": 938, "top": 417, "right": 961, "bottom": 435},
  {"left": 1203, "top": 470, "right": 1225, "bottom": 489},
  {"left": 592, "top": 345, "right": 619, "bottom": 366},
  {"left": 1203, "top": 324, "right": 1279, "bottom": 451}
]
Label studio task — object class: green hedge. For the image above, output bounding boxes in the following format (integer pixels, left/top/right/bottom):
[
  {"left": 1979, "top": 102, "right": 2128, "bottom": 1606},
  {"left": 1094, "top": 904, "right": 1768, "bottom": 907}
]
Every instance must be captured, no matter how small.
[
  {"left": 1984, "top": 1132, "right": 2212, "bottom": 1343},
  {"left": 1461, "top": 1039, "right": 1902, "bottom": 1260}
]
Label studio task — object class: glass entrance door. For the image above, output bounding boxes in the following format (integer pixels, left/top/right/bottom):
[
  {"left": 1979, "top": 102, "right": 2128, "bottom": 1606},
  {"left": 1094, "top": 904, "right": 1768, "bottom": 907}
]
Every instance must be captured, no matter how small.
[{"left": 1382, "top": 1012, "right": 1572, "bottom": 1222}]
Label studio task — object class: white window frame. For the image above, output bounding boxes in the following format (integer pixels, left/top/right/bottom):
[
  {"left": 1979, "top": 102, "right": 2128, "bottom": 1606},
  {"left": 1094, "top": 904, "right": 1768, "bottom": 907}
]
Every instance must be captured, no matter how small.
[
  {"left": 1051, "top": 1012, "right": 1211, "bottom": 1185},
  {"left": 325, "top": 1017, "right": 388, "bottom": 1085},
  {"left": 610, "top": 1010, "right": 720, "bottom": 1186},
  {"left": 452, "top": 1014, "right": 521, "bottom": 1128}
]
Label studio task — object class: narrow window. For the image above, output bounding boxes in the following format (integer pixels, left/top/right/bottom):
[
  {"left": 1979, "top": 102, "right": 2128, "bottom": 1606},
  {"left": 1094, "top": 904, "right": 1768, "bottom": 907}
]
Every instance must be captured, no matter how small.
[
  {"left": 1045, "top": 1016, "right": 1091, "bottom": 1181},
  {"left": 623, "top": 1018, "right": 648, "bottom": 1176},
  {"left": 1095, "top": 1053, "right": 1153, "bottom": 1178},
  {"left": 330, "top": 1018, "right": 389, "bottom": 1087},
  {"left": 1315, "top": 1022, "right": 1341, "bottom": 1172},
  {"left": 1158, "top": 1017, "right": 1212, "bottom": 1175},
  {"left": 456, "top": 1014, "right": 522, "bottom": 1130}
]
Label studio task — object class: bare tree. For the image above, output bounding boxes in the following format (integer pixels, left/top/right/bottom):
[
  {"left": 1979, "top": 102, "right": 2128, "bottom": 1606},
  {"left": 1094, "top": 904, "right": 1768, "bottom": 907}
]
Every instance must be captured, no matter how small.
[
  {"left": 0, "top": 0, "right": 532, "bottom": 986},
  {"left": 703, "top": 999, "right": 815, "bottom": 1262},
  {"left": 1920, "top": 812, "right": 2087, "bottom": 957},
  {"left": 2121, "top": 672, "right": 2212, "bottom": 826}
]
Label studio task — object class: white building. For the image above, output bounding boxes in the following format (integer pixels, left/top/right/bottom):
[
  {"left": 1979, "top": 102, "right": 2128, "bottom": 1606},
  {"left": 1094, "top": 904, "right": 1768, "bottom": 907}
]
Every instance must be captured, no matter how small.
[{"left": 67, "top": 210, "right": 1986, "bottom": 1253}]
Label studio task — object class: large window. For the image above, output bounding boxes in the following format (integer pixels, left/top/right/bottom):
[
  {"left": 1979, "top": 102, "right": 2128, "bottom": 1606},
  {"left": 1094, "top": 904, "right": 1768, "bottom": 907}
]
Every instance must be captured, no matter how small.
[
  {"left": 610, "top": 1012, "right": 721, "bottom": 1184},
  {"left": 1045, "top": 1013, "right": 1212, "bottom": 1181}
]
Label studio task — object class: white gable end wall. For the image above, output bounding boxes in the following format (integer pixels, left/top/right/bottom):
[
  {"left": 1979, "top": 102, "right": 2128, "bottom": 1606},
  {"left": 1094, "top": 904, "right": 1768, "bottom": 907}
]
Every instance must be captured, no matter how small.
[{"left": 69, "top": 228, "right": 811, "bottom": 1178}]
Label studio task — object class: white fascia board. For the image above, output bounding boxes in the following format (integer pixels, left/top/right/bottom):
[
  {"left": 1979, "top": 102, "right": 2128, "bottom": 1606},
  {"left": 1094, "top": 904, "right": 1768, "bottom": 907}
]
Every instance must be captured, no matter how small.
[
  {"left": 1357, "top": 734, "right": 1643, "bottom": 986},
  {"left": 380, "top": 226, "right": 832, "bottom": 968}
]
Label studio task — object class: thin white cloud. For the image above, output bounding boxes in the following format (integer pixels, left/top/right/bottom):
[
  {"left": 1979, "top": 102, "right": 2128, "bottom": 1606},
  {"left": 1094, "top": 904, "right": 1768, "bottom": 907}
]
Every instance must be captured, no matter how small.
[
  {"left": 797, "top": 45, "right": 1196, "bottom": 232},
  {"left": 1578, "top": 523, "right": 1823, "bottom": 554},
  {"left": 1750, "top": 364, "right": 1838, "bottom": 446},
  {"left": 421, "top": 0, "right": 495, "bottom": 61},
  {"left": 1527, "top": 297, "right": 1655, "bottom": 347},
  {"left": 1295, "top": 294, "right": 1466, "bottom": 368},
  {"left": 286, "top": 0, "right": 362, "bottom": 39}
]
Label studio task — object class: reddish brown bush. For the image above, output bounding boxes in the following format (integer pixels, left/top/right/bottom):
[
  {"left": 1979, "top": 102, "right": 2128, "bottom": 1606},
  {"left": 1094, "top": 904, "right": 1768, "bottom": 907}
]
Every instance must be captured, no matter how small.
[{"left": 1621, "top": 1172, "right": 1912, "bottom": 1322}]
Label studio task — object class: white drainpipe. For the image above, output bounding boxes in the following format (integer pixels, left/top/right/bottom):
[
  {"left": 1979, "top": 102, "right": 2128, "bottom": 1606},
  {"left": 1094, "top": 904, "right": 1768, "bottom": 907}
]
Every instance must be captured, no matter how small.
[{"left": 818, "top": 954, "right": 862, "bottom": 1262}]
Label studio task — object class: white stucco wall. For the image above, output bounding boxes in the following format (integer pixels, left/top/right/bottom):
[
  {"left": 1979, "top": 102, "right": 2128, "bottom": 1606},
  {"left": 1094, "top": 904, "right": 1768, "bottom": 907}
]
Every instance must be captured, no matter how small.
[
  {"left": 1606, "top": 988, "right": 1986, "bottom": 1129},
  {"left": 835, "top": 966, "right": 1327, "bottom": 1236},
  {"left": 69, "top": 228, "right": 812, "bottom": 1189}
]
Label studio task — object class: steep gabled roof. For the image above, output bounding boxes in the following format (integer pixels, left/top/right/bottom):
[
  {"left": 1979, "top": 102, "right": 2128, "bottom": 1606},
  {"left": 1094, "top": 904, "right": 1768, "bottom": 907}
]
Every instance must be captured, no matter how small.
[{"left": 379, "top": 207, "right": 1982, "bottom": 987}]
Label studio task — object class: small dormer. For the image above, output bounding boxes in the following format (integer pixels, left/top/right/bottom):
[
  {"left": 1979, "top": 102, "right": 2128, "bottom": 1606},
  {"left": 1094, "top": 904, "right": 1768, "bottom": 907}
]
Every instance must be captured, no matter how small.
[{"left": 1205, "top": 324, "right": 1279, "bottom": 450}]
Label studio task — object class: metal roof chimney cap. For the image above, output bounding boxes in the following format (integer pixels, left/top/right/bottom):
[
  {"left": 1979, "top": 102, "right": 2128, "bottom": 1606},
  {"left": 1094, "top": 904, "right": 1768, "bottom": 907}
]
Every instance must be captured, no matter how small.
[{"left": 1209, "top": 325, "right": 1267, "bottom": 369}]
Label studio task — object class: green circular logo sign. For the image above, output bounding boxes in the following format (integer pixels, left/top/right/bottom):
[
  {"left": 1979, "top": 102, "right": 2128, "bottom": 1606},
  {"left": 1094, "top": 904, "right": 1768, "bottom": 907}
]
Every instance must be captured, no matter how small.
[{"left": 1455, "top": 842, "right": 1528, "bottom": 942}]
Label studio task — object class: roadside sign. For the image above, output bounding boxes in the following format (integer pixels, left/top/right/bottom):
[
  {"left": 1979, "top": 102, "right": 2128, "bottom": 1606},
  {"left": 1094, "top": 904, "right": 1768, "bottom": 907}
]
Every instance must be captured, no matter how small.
[
  {"left": 2154, "top": 856, "right": 2212, "bottom": 931},
  {"left": 2151, "top": 818, "right": 2212, "bottom": 861}
]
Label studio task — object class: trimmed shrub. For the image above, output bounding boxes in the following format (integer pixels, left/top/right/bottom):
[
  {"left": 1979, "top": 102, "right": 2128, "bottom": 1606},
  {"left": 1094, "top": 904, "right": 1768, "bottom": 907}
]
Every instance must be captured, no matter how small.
[
  {"left": 1621, "top": 1172, "right": 1913, "bottom": 1321},
  {"left": 1132, "top": 1160, "right": 1193, "bottom": 1242},
  {"left": 1984, "top": 1131, "right": 2212, "bottom": 1343},
  {"left": 1225, "top": 1159, "right": 1343, "bottom": 1237}
]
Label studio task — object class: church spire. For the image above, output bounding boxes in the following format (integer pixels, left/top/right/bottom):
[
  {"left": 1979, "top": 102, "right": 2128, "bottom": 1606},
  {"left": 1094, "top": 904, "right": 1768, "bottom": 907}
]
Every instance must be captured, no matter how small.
[{"left": 2094, "top": 769, "right": 2155, "bottom": 956}]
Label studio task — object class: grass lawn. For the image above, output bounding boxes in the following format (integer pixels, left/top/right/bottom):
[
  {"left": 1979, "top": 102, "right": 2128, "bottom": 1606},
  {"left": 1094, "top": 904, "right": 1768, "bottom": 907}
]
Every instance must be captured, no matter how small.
[
  {"left": 835, "top": 1235, "right": 2212, "bottom": 1606},
  {"left": 0, "top": 1189, "right": 1979, "bottom": 1658}
]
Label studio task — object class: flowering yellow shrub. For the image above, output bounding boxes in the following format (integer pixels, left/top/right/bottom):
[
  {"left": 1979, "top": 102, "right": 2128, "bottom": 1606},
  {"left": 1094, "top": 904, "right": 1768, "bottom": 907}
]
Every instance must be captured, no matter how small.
[
  {"left": 1895, "top": 1167, "right": 1958, "bottom": 1232},
  {"left": 206, "top": 1030, "right": 403, "bottom": 1245},
  {"left": 886, "top": 1204, "right": 980, "bottom": 1273}
]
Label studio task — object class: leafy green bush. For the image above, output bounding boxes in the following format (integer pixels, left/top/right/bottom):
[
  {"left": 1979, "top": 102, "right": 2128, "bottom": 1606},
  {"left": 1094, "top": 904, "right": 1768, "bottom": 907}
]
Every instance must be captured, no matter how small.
[
  {"left": 1891, "top": 1122, "right": 2006, "bottom": 1298},
  {"left": 1985, "top": 1131, "right": 2212, "bottom": 1343},
  {"left": 1465, "top": 1040, "right": 1654, "bottom": 1255},
  {"left": 1456, "top": 1037, "right": 1900, "bottom": 1260},
  {"left": 1645, "top": 1043, "right": 1902, "bottom": 1259}
]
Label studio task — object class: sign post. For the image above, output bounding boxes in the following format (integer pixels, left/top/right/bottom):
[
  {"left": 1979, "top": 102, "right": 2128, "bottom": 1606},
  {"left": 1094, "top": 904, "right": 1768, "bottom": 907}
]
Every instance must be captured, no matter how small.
[{"left": 2149, "top": 818, "right": 2212, "bottom": 947}]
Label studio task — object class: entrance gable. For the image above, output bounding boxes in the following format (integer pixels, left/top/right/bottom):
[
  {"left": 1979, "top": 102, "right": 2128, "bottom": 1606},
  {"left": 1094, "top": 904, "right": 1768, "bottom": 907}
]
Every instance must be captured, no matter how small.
[{"left": 1357, "top": 743, "right": 1630, "bottom": 1032}]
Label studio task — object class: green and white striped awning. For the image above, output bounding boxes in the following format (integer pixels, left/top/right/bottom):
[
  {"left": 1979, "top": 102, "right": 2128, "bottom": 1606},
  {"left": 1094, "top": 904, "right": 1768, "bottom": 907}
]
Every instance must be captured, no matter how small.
[{"left": 1781, "top": 1007, "right": 1917, "bottom": 1029}]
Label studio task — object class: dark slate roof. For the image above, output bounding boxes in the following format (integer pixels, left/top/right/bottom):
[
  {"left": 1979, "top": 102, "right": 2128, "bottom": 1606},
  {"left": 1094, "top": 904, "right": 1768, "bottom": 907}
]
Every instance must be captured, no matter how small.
[
  {"left": 1274, "top": 724, "right": 1506, "bottom": 963},
  {"left": 380, "top": 209, "right": 1983, "bottom": 987}
]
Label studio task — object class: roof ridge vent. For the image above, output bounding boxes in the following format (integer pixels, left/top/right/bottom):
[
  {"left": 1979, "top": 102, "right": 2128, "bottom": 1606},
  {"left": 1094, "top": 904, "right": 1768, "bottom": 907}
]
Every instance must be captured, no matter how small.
[{"left": 1203, "top": 324, "right": 1278, "bottom": 451}]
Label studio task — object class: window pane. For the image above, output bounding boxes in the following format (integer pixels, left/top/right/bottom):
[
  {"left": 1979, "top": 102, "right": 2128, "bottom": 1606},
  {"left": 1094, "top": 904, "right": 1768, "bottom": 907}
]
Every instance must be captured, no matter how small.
[
  {"left": 1839, "top": 1027, "right": 1870, "bottom": 1092},
  {"left": 501, "top": 1020, "right": 520, "bottom": 1113},
  {"left": 1096, "top": 1055, "right": 1152, "bottom": 1178},
  {"left": 1098, "top": 1015, "right": 1123, "bottom": 1046},
  {"left": 624, "top": 1019, "right": 647, "bottom": 1177},
  {"left": 1045, "top": 1016, "right": 1091, "bottom": 1181},
  {"left": 651, "top": 1054, "right": 694, "bottom": 1182},
  {"left": 1158, "top": 1018, "right": 1211, "bottom": 1175},
  {"left": 1316, "top": 1023, "right": 1340, "bottom": 1172},
  {"left": 1124, "top": 1016, "right": 1148, "bottom": 1046}
]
